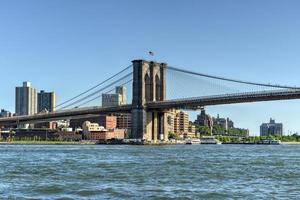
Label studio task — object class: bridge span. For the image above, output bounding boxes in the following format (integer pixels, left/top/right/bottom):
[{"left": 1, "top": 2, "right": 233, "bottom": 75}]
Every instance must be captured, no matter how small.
[
  {"left": 1, "top": 59, "right": 300, "bottom": 142},
  {"left": 147, "top": 89, "right": 300, "bottom": 110},
  {"left": 1, "top": 89, "right": 300, "bottom": 126}
]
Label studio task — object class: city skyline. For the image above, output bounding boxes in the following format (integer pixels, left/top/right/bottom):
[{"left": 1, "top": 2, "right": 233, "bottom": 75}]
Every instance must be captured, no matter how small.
[
  {"left": 0, "top": 71, "right": 295, "bottom": 137},
  {"left": 1, "top": 0, "right": 300, "bottom": 135}
]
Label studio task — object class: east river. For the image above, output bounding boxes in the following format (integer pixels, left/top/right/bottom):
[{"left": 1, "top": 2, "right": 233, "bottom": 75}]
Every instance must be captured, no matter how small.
[{"left": 0, "top": 144, "right": 299, "bottom": 199}]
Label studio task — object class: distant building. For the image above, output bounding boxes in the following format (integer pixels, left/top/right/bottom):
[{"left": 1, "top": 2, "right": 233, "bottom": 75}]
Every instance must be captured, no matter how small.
[
  {"left": 82, "top": 121, "right": 105, "bottom": 134},
  {"left": 174, "top": 115, "right": 180, "bottom": 134},
  {"left": 88, "top": 129, "right": 125, "bottom": 141},
  {"left": 166, "top": 109, "right": 176, "bottom": 133},
  {"left": 15, "top": 81, "right": 37, "bottom": 116},
  {"left": 260, "top": 118, "right": 283, "bottom": 136},
  {"left": 38, "top": 90, "right": 56, "bottom": 113},
  {"left": 34, "top": 121, "right": 57, "bottom": 129},
  {"left": 194, "top": 108, "right": 214, "bottom": 129},
  {"left": 115, "top": 86, "right": 126, "bottom": 104},
  {"left": 213, "top": 114, "right": 234, "bottom": 131},
  {"left": 98, "top": 116, "right": 117, "bottom": 130},
  {"left": 178, "top": 111, "right": 189, "bottom": 133},
  {"left": 56, "top": 120, "right": 70, "bottom": 129},
  {"left": 70, "top": 115, "right": 116, "bottom": 130},
  {"left": 188, "top": 123, "right": 196, "bottom": 134},
  {"left": 116, "top": 114, "right": 131, "bottom": 129},
  {"left": 0, "top": 109, "right": 12, "bottom": 118},
  {"left": 166, "top": 110, "right": 194, "bottom": 138},
  {"left": 102, "top": 86, "right": 127, "bottom": 107},
  {"left": 82, "top": 121, "right": 124, "bottom": 141}
]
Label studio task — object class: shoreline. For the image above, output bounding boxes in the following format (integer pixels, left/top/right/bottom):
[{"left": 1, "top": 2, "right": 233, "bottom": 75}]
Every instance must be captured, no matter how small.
[
  {"left": 0, "top": 141, "right": 97, "bottom": 145},
  {"left": 1, "top": 141, "right": 300, "bottom": 145},
  {"left": 281, "top": 142, "right": 300, "bottom": 145}
]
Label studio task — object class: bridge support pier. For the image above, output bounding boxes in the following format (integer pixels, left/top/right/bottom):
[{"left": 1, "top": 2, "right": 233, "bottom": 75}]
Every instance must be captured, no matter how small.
[{"left": 130, "top": 60, "right": 168, "bottom": 142}]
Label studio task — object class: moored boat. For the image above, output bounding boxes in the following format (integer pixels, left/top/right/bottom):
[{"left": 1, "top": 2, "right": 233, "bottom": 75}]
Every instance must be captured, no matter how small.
[
  {"left": 200, "top": 136, "right": 222, "bottom": 144},
  {"left": 185, "top": 139, "right": 201, "bottom": 145},
  {"left": 257, "top": 139, "right": 281, "bottom": 145}
]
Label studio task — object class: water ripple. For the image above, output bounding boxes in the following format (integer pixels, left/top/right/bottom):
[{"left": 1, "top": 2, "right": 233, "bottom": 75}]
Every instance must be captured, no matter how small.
[{"left": 0, "top": 145, "right": 300, "bottom": 199}]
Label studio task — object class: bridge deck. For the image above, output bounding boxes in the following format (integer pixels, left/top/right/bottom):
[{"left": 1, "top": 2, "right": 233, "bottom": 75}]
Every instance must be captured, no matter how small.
[
  {"left": 0, "top": 105, "right": 132, "bottom": 125},
  {"left": 1, "top": 89, "right": 300, "bottom": 125},
  {"left": 147, "top": 89, "right": 300, "bottom": 109}
]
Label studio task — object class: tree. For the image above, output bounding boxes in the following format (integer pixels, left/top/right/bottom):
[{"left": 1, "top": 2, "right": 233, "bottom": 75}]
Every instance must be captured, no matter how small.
[{"left": 168, "top": 132, "right": 180, "bottom": 140}]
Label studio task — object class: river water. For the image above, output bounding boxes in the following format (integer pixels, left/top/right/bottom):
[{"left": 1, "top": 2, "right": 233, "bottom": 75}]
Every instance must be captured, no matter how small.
[{"left": 0, "top": 144, "right": 299, "bottom": 199}]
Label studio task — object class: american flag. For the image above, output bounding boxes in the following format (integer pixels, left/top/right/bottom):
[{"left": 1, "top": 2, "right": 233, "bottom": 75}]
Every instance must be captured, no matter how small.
[{"left": 149, "top": 51, "right": 154, "bottom": 56}]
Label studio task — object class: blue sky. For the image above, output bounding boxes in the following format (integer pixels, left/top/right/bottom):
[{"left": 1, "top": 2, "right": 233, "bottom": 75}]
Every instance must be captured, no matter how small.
[{"left": 1, "top": 0, "right": 300, "bottom": 135}]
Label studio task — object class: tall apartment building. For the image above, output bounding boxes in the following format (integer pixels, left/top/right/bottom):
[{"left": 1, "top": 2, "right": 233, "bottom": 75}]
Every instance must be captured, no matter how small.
[
  {"left": 102, "top": 86, "right": 127, "bottom": 107},
  {"left": 188, "top": 123, "right": 196, "bottom": 133},
  {"left": 38, "top": 90, "right": 56, "bottom": 113},
  {"left": 174, "top": 115, "right": 180, "bottom": 133},
  {"left": 178, "top": 111, "right": 189, "bottom": 133},
  {"left": 260, "top": 118, "right": 283, "bottom": 136},
  {"left": 15, "top": 81, "right": 37, "bottom": 116},
  {"left": 166, "top": 110, "right": 192, "bottom": 135},
  {"left": 115, "top": 86, "right": 126, "bottom": 105},
  {"left": 166, "top": 109, "right": 176, "bottom": 133}
]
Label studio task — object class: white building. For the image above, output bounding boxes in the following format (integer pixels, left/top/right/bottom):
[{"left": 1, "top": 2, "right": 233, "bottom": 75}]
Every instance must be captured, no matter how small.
[{"left": 82, "top": 121, "right": 106, "bottom": 135}]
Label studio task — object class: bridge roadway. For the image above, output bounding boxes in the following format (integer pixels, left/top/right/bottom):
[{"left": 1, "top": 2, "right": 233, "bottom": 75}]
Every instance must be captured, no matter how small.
[
  {"left": 147, "top": 89, "right": 300, "bottom": 110},
  {"left": 1, "top": 89, "right": 300, "bottom": 125},
  {"left": 0, "top": 105, "right": 132, "bottom": 126}
]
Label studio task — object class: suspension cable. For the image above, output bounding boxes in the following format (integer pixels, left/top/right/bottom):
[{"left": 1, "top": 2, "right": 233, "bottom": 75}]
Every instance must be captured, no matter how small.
[
  {"left": 76, "top": 79, "right": 132, "bottom": 108},
  {"left": 55, "top": 64, "right": 132, "bottom": 108},
  {"left": 167, "top": 66, "right": 300, "bottom": 89},
  {"left": 59, "top": 73, "right": 132, "bottom": 110}
]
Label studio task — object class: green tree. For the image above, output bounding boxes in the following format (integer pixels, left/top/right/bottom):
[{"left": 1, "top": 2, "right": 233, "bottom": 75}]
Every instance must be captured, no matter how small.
[{"left": 168, "top": 132, "right": 180, "bottom": 140}]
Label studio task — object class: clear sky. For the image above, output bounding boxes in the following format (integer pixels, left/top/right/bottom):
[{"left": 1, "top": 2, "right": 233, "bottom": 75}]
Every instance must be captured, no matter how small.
[{"left": 1, "top": 0, "right": 300, "bottom": 135}]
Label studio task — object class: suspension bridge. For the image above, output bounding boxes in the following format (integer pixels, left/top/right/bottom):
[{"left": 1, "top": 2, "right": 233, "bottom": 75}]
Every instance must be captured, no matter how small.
[{"left": 1, "top": 59, "right": 300, "bottom": 141}]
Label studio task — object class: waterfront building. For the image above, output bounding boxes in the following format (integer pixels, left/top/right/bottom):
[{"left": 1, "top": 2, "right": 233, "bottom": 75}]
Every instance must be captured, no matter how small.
[
  {"left": 88, "top": 129, "right": 125, "bottom": 141},
  {"left": 56, "top": 120, "right": 70, "bottom": 129},
  {"left": 165, "top": 109, "right": 195, "bottom": 137},
  {"left": 70, "top": 115, "right": 116, "bottom": 130},
  {"left": 174, "top": 117, "right": 179, "bottom": 134},
  {"left": 0, "top": 109, "right": 12, "bottom": 118},
  {"left": 116, "top": 114, "right": 131, "bottom": 129},
  {"left": 166, "top": 109, "right": 177, "bottom": 134},
  {"left": 260, "top": 118, "right": 283, "bottom": 136},
  {"left": 34, "top": 122, "right": 57, "bottom": 129},
  {"left": 82, "top": 121, "right": 124, "bottom": 140},
  {"left": 102, "top": 86, "right": 127, "bottom": 107},
  {"left": 15, "top": 81, "right": 37, "bottom": 116},
  {"left": 99, "top": 115, "right": 117, "bottom": 130},
  {"left": 38, "top": 90, "right": 56, "bottom": 113},
  {"left": 188, "top": 123, "right": 196, "bottom": 133},
  {"left": 82, "top": 121, "right": 105, "bottom": 133},
  {"left": 178, "top": 111, "right": 189, "bottom": 133}
]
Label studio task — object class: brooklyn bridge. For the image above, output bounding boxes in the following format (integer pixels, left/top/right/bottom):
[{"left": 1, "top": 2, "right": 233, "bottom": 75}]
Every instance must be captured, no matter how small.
[{"left": 1, "top": 59, "right": 300, "bottom": 141}]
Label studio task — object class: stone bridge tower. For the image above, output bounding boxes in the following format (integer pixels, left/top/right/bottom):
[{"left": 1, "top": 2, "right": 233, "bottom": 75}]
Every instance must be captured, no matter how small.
[{"left": 130, "top": 60, "right": 168, "bottom": 142}]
